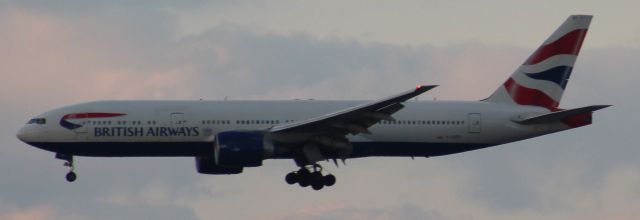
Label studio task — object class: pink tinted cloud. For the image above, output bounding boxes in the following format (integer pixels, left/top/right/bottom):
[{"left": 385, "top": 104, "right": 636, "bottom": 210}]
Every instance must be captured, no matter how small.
[
  {"left": 0, "top": 205, "right": 80, "bottom": 220},
  {"left": 0, "top": 8, "right": 192, "bottom": 111},
  {"left": 428, "top": 44, "right": 526, "bottom": 100},
  {"left": 0, "top": 206, "right": 52, "bottom": 220}
]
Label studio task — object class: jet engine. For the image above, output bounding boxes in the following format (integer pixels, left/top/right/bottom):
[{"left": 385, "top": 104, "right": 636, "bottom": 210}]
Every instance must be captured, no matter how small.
[
  {"left": 195, "top": 156, "right": 243, "bottom": 174},
  {"left": 195, "top": 130, "right": 275, "bottom": 174},
  {"left": 214, "top": 130, "right": 273, "bottom": 167}
]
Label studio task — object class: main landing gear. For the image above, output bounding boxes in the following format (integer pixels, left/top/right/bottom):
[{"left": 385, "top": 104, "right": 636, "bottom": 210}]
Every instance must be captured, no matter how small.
[
  {"left": 56, "top": 153, "right": 76, "bottom": 182},
  {"left": 285, "top": 164, "right": 336, "bottom": 190}
]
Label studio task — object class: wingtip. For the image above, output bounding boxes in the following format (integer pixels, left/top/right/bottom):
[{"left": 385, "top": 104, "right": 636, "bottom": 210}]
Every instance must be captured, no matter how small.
[
  {"left": 570, "top": 14, "right": 593, "bottom": 17},
  {"left": 584, "top": 104, "right": 612, "bottom": 112},
  {"left": 416, "top": 85, "right": 438, "bottom": 91}
]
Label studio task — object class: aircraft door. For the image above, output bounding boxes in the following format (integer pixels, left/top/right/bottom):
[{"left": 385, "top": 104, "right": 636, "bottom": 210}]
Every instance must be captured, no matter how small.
[
  {"left": 171, "top": 113, "right": 185, "bottom": 126},
  {"left": 468, "top": 113, "right": 482, "bottom": 133}
]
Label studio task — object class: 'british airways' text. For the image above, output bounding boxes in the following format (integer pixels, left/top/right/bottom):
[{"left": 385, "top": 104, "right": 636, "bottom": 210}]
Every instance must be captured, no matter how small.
[{"left": 93, "top": 127, "right": 200, "bottom": 137}]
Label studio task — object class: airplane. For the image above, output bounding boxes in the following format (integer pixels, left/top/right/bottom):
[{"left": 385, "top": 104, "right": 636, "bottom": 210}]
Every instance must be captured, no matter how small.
[{"left": 17, "top": 15, "right": 609, "bottom": 190}]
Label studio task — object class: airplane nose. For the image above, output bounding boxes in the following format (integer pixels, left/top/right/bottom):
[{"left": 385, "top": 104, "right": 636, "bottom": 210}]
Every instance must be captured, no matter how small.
[{"left": 16, "top": 127, "right": 31, "bottom": 143}]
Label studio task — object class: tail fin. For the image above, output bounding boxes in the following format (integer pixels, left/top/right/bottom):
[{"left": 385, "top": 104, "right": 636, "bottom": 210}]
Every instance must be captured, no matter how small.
[{"left": 485, "top": 15, "right": 592, "bottom": 110}]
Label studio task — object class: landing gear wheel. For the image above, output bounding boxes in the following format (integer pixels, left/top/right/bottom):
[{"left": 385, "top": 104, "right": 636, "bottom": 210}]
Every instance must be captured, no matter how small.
[
  {"left": 66, "top": 171, "right": 77, "bottom": 182},
  {"left": 286, "top": 164, "right": 338, "bottom": 190},
  {"left": 299, "top": 180, "right": 310, "bottom": 187},
  {"left": 285, "top": 172, "right": 298, "bottom": 185},
  {"left": 323, "top": 174, "right": 336, "bottom": 186},
  {"left": 56, "top": 154, "right": 77, "bottom": 183},
  {"left": 297, "top": 169, "right": 311, "bottom": 187},
  {"left": 298, "top": 176, "right": 311, "bottom": 187},
  {"left": 311, "top": 171, "right": 323, "bottom": 182},
  {"left": 311, "top": 182, "right": 324, "bottom": 190},
  {"left": 310, "top": 171, "right": 324, "bottom": 190}
]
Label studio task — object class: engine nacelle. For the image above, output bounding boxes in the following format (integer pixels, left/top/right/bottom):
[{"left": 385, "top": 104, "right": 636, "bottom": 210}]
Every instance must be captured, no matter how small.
[
  {"left": 195, "top": 156, "right": 243, "bottom": 174},
  {"left": 214, "top": 130, "right": 272, "bottom": 167}
]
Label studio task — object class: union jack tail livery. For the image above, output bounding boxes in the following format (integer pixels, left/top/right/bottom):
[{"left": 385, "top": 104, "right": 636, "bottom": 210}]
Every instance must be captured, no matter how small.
[{"left": 486, "top": 15, "right": 592, "bottom": 110}]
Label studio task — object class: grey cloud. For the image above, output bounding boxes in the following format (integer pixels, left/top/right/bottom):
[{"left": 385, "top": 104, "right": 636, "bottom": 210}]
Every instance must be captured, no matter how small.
[
  {"left": 2, "top": 0, "right": 205, "bottom": 13},
  {"left": 272, "top": 203, "right": 447, "bottom": 220},
  {"left": 177, "top": 25, "right": 437, "bottom": 99}
]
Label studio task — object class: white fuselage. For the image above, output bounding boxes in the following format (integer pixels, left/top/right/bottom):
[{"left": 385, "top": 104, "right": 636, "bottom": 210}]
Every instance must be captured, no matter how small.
[{"left": 17, "top": 100, "right": 569, "bottom": 159}]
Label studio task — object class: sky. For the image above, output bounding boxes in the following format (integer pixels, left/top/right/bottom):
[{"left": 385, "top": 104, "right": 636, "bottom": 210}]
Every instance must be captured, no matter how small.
[{"left": 1, "top": 1, "right": 639, "bottom": 219}]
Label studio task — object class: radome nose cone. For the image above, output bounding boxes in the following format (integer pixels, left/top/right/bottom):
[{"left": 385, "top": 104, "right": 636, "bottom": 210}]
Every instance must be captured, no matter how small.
[{"left": 16, "top": 127, "right": 29, "bottom": 143}]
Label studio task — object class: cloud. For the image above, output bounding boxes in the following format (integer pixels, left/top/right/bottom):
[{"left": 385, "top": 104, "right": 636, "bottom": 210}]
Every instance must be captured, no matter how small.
[
  {"left": 176, "top": 26, "right": 436, "bottom": 100},
  {"left": 270, "top": 203, "right": 444, "bottom": 220},
  {"left": 0, "top": 205, "right": 84, "bottom": 220},
  {"left": 173, "top": 26, "right": 533, "bottom": 101},
  {"left": 0, "top": 206, "right": 55, "bottom": 220},
  {"left": 0, "top": 7, "right": 195, "bottom": 109}
]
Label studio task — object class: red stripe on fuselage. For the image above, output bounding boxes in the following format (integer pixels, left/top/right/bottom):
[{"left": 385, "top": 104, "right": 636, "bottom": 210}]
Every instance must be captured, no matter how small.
[
  {"left": 503, "top": 78, "right": 559, "bottom": 110},
  {"left": 524, "top": 29, "right": 588, "bottom": 65},
  {"left": 62, "top": 113, "right": 126, "bottom": 120}
]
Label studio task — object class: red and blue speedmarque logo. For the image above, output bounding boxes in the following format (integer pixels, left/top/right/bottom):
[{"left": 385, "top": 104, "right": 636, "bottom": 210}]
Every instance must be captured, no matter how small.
[{"left": 60, "top": 113, "right": 126, "bottom": 130}]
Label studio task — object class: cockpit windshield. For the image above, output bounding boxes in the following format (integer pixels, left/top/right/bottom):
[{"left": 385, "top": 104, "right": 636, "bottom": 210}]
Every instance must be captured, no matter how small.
[{"left": 27, "top": 118, "right": 46, "bottom": 125}]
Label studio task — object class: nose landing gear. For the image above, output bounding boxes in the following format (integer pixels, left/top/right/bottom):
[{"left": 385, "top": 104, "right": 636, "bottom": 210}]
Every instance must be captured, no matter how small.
[
  {"left": 56, "top": 153, "right": 76, "bottom": 182},
  {"left": 285, "top": 164, "right": 336, "bottom": 190}
]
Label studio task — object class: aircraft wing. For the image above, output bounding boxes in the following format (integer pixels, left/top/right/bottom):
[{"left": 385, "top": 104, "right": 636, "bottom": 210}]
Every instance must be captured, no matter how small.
[
  {"left": 270, "top": 85, "right": 437, "bottom": 134},
  {"left": 268, "top": 85, "right": 437, "bottom": 163}
]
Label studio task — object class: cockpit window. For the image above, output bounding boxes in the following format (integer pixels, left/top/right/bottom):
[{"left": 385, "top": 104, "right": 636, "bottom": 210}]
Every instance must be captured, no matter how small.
[{"left": 27, "top": 118, "right": 46, "bottom": 125}]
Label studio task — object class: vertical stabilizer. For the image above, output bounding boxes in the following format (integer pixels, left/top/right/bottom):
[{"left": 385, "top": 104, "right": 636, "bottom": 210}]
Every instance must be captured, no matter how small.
[{"left": 485, "top": 15, "right": 592, "bottom": 110}]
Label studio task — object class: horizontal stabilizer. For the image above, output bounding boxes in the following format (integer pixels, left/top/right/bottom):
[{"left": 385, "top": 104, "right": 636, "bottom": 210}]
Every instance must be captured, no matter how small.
[{"left": 514, "top": 105, "right": 611, "bottom": 125}]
